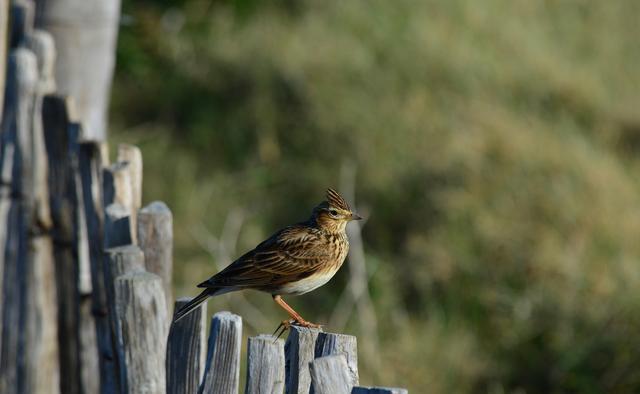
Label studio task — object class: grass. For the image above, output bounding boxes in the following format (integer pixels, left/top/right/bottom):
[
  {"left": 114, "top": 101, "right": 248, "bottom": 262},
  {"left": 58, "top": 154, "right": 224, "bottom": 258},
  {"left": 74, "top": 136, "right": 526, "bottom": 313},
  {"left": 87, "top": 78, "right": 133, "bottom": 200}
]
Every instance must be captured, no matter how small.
[{"left": 112, "top": 0, "right": 640, "bottom": 391}]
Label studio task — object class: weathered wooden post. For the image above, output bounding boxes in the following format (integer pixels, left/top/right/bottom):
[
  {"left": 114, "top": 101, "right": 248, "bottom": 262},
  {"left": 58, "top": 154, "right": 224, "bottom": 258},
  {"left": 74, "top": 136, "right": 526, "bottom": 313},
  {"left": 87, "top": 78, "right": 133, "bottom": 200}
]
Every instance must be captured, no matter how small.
[
  {"left": 245, "top": 335, "right": 285, "bottom": 394},
  {"left": 104, "top": 202, "right": 133, "bottom": 247},
  {"left": 117, "top": 144, "right": 142, "bottom": 217},
  {"left": 309, "top": 355, "right": 352, "bottom": 394},
  {"left": 167, "top": 298, "right": 208, "bottom": 394},
  {"left": 138, "top": 201, "right": 173, "bottom": 309},
  {"left": 352, "top": 387, "right": 408, "bottom": 394},
  {"left": 114, "top": 271, "right": 168, "bottom": 394},
  {"left": 78, "top": 140, "right": 124, "bottom": 393},
  {"left": 285, "top": 326, "right": 322, "bottom": 394},
  {"left": 9, "top": 0, "right": 33, "bottom": 48},
  {"left": 104, "top": 244, "right": 145, "bottom": 392},
  {"left": 103, "top": 161, "right": 135, "bottom": 248},
  {"left": 42, "top": 94, "right": 92, "bottom": 394},
  {"left": 105, "top": 245, "right": 145, "bottom": 284},
  {"left": 22, "top": 27, "right": 59, "bottom": 394},
  {"left": 315, "top": 332, "right": 359, "bottom": 387},
  {"left": 0, "top": 1, "right": 8, "bottom": 124},
  {"left": 199, "top": 311, "right": 242, "bottom": 394},
  {"left": 26, "top": 30, "right": 54, "bottom": 228},
  {"left": 0, "top": 43, "right": 45, "bottom": 393}
]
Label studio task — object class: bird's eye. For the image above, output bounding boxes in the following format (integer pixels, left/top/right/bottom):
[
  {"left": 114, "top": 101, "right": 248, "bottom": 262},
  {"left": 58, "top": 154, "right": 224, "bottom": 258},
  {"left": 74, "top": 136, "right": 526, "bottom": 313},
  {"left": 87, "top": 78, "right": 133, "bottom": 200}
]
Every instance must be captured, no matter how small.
[{"left": 329, "top": 209, "right": 338, "bottom": 216}]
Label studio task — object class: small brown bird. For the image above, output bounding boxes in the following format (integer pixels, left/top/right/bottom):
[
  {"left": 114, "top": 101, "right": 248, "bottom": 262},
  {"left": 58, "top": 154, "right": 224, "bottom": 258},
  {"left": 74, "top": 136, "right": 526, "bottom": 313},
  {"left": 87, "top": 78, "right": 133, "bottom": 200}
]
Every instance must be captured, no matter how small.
[{"left": 173, "top": 188, "right": 362, "bottom": 328}]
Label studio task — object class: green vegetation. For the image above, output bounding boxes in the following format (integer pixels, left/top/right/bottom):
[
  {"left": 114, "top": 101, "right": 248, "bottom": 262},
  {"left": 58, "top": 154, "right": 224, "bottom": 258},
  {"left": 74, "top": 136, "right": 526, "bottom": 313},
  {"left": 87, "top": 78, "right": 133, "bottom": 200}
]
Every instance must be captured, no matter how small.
[{"left": 112, "top": 0, "right": 640, "bottom": 392}]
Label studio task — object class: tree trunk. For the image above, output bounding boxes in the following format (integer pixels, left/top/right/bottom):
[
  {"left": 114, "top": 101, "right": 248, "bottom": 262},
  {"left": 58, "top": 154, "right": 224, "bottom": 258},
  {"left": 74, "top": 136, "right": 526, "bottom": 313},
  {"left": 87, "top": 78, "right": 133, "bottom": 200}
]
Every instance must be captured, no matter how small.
[{"left": 34, "top": 0, "right": 121, "bottom": 141}]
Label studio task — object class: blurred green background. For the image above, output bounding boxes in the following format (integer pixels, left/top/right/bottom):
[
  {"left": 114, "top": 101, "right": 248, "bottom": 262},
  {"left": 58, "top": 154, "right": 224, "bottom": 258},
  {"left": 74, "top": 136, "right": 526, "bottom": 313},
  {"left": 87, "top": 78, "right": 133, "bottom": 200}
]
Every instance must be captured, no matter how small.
[{"left": 110, "top": 0, "right": 640, "bottom": 392}]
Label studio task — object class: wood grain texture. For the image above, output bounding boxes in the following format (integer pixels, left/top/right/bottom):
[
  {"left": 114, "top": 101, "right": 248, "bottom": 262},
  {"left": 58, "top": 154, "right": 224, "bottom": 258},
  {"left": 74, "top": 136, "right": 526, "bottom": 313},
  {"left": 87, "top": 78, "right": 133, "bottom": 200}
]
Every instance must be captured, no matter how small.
[
  {"left": 314, "top": 332, "right": 359, "bottom": 387},
  {"left": 199, "top": 311, "right": 242, "bottom": 394},
  {"left": 0, "top": 0, "right": 8, "bottom": 124},
  {"left": 78, "top": 140, "right": 121, "bottom": 394},
  {"left": 104, "top": 202, "right": 132, "bottom": 248},
  {"left": 309, "top": 355, "right": 352, "bottom": 394},
  {"left": 0, "top": 132, "right": 12, "bottom": 394},
  {"left": 114, "top": 271, "right": 168, "bottom": 394},
  {"left": 285, "top": 326, "right": 322, "bottom": 394},
  {"left": 42, "top": 95, "right": 85, "bottom": 394},
  {"left": 24, "top": 232, "right": 60, "bottom": 394},
  {"left": 103, "top": 161, "right": 135, "bottom": 245},
  {"left": 9, "top": 0, "right": 33, "bottom": 49},
  {"left": 103, "top": 161, "right": 130, "bottom": 207},
  {"left": 137, "top": 201, "right": 173, "bottom": 309},
  {"left": 0, "top": 47, "right": 39, "bottom": 394},
  {"left": 352, "top": 387, "right": 408, "bottom": 394},
  {"left": 245, "top": 335, "right": 285, "bottom": 394},
  {"left": 105, "top": 245, "right": 145, "bottom": 283},
  {"left": 25, "top": 30, "right": 54, "bottom": 232},
  {"left": 105, "top": 245, "right": 145, "bottom": 392},
  {"left": 167, "top": 298, "right": 207, "bottom": 394},
  {"left": 117, "top": 144, "right": 142, "bottom": 212},
  {"left": 23, "top": 29, "right": 59, "bottom": 393}
]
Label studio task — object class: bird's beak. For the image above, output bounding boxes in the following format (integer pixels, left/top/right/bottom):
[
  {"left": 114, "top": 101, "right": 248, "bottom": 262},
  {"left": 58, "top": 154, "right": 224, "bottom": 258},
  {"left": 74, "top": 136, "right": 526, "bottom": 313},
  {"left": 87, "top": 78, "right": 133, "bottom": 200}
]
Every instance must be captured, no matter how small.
[{"left": 350, "top": 213, "right": 363, "bottom": 221}]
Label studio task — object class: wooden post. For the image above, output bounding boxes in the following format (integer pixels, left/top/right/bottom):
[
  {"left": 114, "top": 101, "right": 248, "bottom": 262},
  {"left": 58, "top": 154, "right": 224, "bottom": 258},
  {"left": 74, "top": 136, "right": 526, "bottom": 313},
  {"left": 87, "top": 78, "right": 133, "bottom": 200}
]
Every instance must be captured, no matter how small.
[
  {"left": 42, "top": 95, "right": 88, "bottom": 394},
  {"left": 78, "top": 140, "right": 124, "bottom": 394},
  {"left": 285, "top": 326, "right": 322, "bottom": 394},
  {"left": 103, "top": 161, "right": 135, "bottom": 245},
  {"left": 167, "top": 298, "right": 208, "bottom": 394},
  {"left": 0, "top": 123, "right": 12, "bottom": 393},
  {"left": 199, "top": 311, "right": 242, "bottom": 394},
  {"left": 352, "top": 387, "right": 408, "bottom": 394},
  {"left": 137, "top": 201, "right": 173, "bottom": 308},
  {"left": 0, "top": 1, "right": 8, "bottom": 124},
  {"left": 9, "top": 0, "right": 33, "bottom": 49},
  {"left": 26, "top": 30, "right": 55, "bottom": 230},
  {"left": 0, "top": 47, "right": 39, "bottom": 393},
  {"left": 104, "top": 245, "right": 145, "bottom": 392},
  {"left": 245, "top": 335, "right": 285, "bottom": 394},
  {"left": 24, "top": 236, "right": 60, "bottom": 393},
  {"left": 309, "top": 355, "right": 352, "bottom": 394},
  {"left": 117, "top": 144, "right": 142, "bottom": 213},
  {"left": 314, "top": 332, "right": 359, "bottom": 387},
  {"left": 23, "top": 29, "right": 60, "bottom": 394},
  {"left": 103, "top": 161, "right": 131, "bottom": 208},
  {"left": 114, "top": 271, "right": 168, "bottom": 394},
  {"left": 68, "top": 124, "right": 101, "bottom": 394},
  {"left": 104, "top": 245, "right": 145, "bottom": 284},
  {"left": 0, "top": 17, "right": 12, "bottom": 356},
  {"left": 104, "top": 202, "right": 133, "bottom": 248}
]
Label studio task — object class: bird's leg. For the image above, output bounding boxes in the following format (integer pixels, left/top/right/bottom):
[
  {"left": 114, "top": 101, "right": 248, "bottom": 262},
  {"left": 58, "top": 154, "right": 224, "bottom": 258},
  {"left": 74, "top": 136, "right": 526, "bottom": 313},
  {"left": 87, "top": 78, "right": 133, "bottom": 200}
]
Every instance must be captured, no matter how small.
[{"left": 272, "top": 295, "right": 322, "bottom": 328}]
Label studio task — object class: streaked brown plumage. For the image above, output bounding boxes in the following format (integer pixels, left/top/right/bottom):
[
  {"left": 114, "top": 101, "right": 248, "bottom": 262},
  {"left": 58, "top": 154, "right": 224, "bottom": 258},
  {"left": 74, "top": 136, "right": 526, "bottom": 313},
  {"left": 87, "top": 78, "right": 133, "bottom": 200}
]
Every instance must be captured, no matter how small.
[{"left": 173, "top": 188, "right": 362, "bottom": 328}]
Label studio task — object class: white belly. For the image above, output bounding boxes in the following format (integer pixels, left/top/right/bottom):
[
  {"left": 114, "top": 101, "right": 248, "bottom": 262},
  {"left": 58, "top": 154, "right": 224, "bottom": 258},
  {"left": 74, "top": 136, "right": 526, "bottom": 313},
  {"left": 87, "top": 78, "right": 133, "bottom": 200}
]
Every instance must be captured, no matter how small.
[{"left": 278, "top": 270, "right": 338, "bottom": 295}]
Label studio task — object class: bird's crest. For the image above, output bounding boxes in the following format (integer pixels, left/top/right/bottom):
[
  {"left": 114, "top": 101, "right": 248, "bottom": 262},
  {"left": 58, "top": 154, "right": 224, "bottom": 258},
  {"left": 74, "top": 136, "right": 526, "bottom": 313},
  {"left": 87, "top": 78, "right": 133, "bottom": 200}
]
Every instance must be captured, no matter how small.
[{"left": 326, "top": 188, "right": 351, "bottom": 211}]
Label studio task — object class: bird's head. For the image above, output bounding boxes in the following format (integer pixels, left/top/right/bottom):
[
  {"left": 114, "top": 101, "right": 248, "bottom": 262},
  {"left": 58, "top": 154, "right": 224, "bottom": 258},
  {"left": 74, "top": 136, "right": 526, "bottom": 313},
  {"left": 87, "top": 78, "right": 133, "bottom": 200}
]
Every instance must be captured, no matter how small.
[{"left": 312, "top": 188, "right": 362, "bottom": 232}]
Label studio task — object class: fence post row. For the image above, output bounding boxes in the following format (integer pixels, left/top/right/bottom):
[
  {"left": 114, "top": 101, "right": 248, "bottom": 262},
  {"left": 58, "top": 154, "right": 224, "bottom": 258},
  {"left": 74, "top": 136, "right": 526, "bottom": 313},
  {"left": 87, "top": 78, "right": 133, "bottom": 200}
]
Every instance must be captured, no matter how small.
[{"left": 0, "top": 2, "right": 408, "bottom": 393}]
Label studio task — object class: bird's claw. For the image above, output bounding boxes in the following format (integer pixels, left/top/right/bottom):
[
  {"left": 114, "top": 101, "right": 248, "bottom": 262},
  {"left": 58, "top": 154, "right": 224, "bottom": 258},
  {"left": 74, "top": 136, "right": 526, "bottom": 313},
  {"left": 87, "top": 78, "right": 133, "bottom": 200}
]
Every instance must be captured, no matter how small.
[
  {"left": 272, "top": 318, "right": 323, "bottom": 342},
  {"left": 272, "top": 319, "right": 294, "bottom": 341}
]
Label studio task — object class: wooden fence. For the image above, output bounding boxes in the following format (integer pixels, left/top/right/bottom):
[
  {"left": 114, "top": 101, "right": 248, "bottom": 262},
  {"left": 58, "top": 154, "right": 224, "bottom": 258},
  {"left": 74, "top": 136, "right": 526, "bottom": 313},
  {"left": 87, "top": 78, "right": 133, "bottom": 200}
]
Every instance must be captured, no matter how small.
[{"left": 0, "top": 2, "right": 407, "bottom": 393}]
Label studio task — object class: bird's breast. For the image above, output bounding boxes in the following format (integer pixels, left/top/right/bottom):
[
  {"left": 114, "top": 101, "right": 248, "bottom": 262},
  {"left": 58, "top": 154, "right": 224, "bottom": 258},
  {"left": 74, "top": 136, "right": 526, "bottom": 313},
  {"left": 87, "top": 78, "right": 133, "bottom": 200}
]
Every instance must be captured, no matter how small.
[
  {"left": 278, "top": 232, "right": 349, "bottom": 296},
  {"left": 277, "top": 267, "right": 340, "bottom": 295}
]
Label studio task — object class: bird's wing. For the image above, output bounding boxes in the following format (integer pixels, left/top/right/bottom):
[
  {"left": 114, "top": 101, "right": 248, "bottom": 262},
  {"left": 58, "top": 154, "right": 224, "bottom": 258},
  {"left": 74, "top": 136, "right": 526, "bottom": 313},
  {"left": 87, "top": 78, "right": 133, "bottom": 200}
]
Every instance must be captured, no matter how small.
[{"left": 197, "top": 225, "right": 331, "bottom": 289}]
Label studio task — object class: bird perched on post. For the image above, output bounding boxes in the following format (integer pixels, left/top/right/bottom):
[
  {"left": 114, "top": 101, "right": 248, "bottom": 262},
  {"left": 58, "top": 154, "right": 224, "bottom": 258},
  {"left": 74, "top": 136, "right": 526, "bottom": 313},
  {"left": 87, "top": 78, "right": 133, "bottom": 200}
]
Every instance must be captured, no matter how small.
[{"left": 173, "top": 188, "right": 362, "bottom": 329}]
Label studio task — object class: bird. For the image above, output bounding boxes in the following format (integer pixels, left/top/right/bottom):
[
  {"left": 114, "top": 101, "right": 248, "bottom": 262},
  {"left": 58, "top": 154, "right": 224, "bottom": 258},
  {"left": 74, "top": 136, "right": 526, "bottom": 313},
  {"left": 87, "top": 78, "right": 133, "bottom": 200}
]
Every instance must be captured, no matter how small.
[{"left": 172, "top": 188, "right": 362, "bottom": 330}]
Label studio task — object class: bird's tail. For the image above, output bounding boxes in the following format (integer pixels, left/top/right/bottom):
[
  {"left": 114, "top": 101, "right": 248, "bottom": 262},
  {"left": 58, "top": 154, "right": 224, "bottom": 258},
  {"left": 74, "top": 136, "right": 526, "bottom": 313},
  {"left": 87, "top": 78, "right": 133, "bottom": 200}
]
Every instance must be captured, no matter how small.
[{"left": 172, "top": 288, "right": 214, "bottom": 323}]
